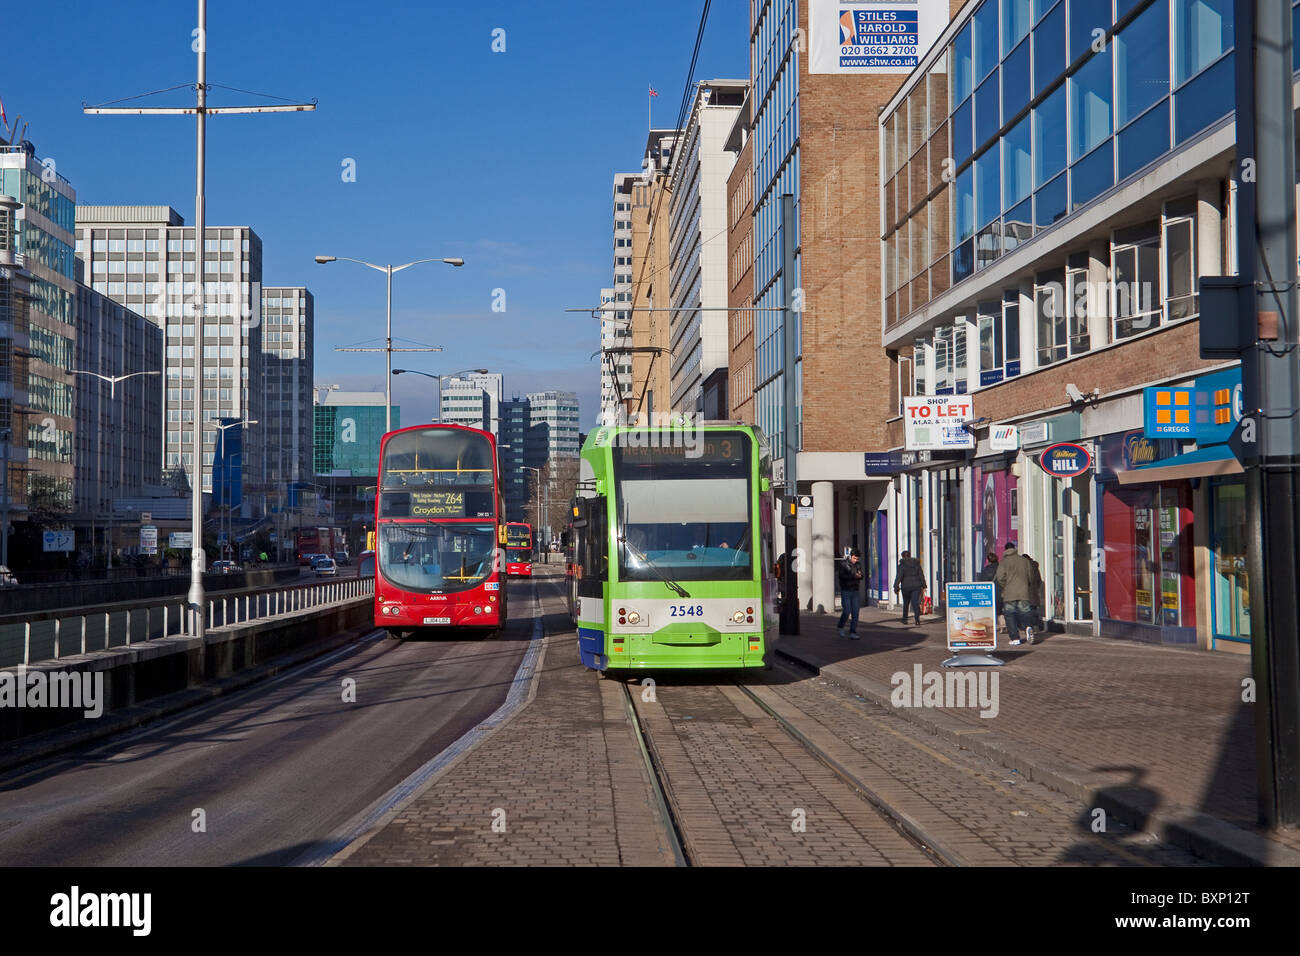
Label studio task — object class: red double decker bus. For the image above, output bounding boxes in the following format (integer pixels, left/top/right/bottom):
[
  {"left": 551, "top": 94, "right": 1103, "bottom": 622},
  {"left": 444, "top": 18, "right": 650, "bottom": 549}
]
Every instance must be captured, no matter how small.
[
  {"left": 505, "top": 523, "right": 533, "bottom": 577},
  {"left": 374, "top": 424, "right": 507, "bottom": 637}
]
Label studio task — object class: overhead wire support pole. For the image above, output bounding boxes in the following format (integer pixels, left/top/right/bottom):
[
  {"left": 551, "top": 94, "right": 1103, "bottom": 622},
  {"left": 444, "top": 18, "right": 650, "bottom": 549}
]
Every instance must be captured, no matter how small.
[
  {"left": 1235, "top": 0, "right": 1300, "bottom": 828},
  {"left": 780, "top": 193, "right": 799, "bottom": 636},
  {"left": 83, "top": 0, "right": 315, "bottom": 645}
]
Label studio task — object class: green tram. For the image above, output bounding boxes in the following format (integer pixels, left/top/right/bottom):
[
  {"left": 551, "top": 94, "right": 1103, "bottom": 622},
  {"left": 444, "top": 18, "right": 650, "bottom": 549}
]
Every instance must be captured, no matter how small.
[{"left": 570, "top": 422, "right": 776, "bottom": 672}]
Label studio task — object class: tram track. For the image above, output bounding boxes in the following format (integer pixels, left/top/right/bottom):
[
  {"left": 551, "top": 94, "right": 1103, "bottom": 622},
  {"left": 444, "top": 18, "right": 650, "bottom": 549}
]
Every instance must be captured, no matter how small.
[{"left": 618, "top": 671, "right": 949, "bottom": 867}]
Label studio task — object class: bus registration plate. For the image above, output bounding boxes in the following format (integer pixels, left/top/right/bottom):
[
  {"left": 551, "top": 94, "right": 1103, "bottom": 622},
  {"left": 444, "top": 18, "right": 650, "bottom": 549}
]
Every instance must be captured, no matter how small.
[{"left": 423, "top": 616, "right": 452, "bottom": 625}]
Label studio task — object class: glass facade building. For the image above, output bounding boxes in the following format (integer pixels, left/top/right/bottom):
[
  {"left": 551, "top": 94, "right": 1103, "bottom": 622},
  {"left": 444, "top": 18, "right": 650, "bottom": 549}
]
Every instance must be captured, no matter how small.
[
  {"left": 751, "top": 0, "right": 801, "bottom": 452},
  {"left": 313, "top": 402, "right": 397, "bottom": 477}
]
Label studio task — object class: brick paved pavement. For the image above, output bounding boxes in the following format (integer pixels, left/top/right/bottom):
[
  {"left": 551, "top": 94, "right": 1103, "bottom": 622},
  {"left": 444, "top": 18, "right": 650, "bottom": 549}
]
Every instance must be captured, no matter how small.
[
  {"left": 337, "top": 578, "right": 676, "bottom": 866},
  {"left": 775, "top": 605, "right": 1300, "bottom": 863},
  {"left": 753, "top": 664, "right": 1208, "bottom": 865}
]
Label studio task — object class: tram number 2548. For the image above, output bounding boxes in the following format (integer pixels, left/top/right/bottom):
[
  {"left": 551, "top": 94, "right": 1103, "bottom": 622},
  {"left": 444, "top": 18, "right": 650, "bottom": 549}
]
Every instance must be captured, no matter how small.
[{"left": 669, "top": 604, "right": 706, "bottom": 618}]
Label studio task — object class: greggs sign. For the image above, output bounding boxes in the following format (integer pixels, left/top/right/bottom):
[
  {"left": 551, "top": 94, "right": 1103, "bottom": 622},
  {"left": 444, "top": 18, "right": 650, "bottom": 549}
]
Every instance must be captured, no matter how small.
[{"left": 1039, "top": 442, "right": 1092, "bottom": 478}]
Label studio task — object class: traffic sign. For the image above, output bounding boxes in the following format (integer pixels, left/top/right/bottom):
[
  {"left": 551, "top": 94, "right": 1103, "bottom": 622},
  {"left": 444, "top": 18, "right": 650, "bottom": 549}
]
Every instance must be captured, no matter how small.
[
  {"left": 42, "top": 530, "right": 74, "bottom": 552},
  {"left": 169, "top": 532, "right": 194, "bottom": 549}
]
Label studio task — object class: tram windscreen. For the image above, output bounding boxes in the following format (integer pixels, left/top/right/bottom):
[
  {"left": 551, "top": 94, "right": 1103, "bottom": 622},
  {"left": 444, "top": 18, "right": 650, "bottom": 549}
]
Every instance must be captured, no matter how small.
[
  {"left": 378, "top": 523, "right": 497, "bottom": 593},
  {"left": 613, "top": 432, "right": 752, "bottom": 581}
]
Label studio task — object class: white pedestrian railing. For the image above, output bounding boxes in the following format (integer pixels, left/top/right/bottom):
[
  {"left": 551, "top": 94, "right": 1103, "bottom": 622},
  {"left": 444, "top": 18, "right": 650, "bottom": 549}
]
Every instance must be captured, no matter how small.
[{"left": 0, "top": 576, "right": 374, "bottom": 669}]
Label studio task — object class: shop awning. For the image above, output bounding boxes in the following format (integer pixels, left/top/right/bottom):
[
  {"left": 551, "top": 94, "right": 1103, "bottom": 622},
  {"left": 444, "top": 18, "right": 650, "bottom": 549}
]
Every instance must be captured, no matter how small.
[{"left": 1115, "top": 444, "right": 1243, "bottom": 484}]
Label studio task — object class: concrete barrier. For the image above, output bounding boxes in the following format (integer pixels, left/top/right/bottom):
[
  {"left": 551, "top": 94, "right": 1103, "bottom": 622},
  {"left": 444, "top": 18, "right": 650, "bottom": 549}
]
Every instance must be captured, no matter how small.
[{"left": 0, "top": 595, "right": 371, "bottom": 743}]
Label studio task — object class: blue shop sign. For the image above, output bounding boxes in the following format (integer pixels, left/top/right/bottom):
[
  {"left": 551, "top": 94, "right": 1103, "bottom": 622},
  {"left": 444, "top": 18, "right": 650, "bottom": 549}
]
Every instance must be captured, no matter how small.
[{"left": 1143, "top": 368, "right": 1242, "bottom": 442}]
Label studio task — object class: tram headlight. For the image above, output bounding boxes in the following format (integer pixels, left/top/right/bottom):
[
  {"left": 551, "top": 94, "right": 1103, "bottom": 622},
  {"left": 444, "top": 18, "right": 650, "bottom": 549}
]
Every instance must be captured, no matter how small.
[
  {"left": 732, "top": 611, "right": 747, "bottom": 624},
  {"left": 626, "top": 610, "right": 641, "bottom": 625}
]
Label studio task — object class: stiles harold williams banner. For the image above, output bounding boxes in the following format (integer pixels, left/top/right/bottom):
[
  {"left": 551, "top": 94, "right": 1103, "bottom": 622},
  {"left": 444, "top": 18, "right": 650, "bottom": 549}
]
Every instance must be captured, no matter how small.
[{"left": 808, "top": 0, "right": 949, "bottom": 74}]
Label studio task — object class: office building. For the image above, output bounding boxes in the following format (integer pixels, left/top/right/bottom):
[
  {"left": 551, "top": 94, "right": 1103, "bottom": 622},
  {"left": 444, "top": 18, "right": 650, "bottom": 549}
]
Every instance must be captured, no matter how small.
[
  {"left": 526, "top": 390, "right": 581, "bottom": 465},
  {"left": 74, "top": 205, "right": 265, "bottom": 511},
  {"left": 1, "top": 145, "right": 78, "bottom": 533},
  {"left": 73, "top": 283, "right": 164, "bottom": 553},
  {"left": 313, "top": 390, "right": 397, "bottom": 477},
  {"left": 725, "top": 91, "right": 755, "bottom": 423},
  {"left": 668, "top": 79, "right": 746, "bottom": 415},
  {"left": 440, "top": 372, "right": 502, "bottom": 435},
  {"left": 498, "top": 396, "right": 530, "bottom": 520},
  {"left": 629, "top": 130, "right": 680, "bottom": 424},
  {"left": 261, "top": 287, "right": 314, "bottom": 490}
]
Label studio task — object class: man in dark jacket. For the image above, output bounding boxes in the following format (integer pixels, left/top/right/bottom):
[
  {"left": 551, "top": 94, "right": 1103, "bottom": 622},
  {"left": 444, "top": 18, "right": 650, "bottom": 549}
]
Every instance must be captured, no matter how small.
[
  {"left": 994, "top": 542, "right": 1035, "bottom": 644},
  {"left": 836, "top": 548, "right": 864, "bottom": 639},
  {"left": 894, "top": 550, "right": 926, "bottom": 625}
]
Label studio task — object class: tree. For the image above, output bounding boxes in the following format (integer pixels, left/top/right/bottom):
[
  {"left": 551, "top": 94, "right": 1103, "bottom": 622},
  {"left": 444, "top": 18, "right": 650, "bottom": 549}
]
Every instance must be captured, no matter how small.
[{"left": 524, "top": 456, "right": 582, "bottom": 549}]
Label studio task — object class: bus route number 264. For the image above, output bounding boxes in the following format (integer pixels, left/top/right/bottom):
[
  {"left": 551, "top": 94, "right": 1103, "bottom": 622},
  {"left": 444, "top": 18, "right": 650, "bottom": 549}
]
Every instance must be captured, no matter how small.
[{"left": 669, "top": 604, "right": 705, "bottom": 617}]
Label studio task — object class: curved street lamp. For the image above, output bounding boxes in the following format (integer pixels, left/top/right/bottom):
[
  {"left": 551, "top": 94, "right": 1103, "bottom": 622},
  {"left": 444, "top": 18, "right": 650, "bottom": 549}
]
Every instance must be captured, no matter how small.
[
  {"left": 314, "top": 255, "right": 464, "bottom": 432},
  {"left": 391, "top": 367, "right": 490, "bottom": 422},
  {"left": 69, "top": 369, "right": 162, "bottom": 569}
]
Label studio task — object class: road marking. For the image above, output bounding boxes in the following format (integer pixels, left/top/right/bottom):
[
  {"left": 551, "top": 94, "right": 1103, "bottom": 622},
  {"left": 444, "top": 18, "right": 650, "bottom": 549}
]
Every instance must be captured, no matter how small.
[{"left": 299, "top": 579, "right": 549, "bottom": 867}]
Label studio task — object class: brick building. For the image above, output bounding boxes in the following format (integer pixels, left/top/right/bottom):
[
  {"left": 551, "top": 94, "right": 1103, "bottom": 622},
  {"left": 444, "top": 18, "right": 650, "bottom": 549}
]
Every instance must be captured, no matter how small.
[
  {"left": 725, "top": 91, "right": 755, "bottom": 424},
  {"left": 878, "top": 0, "right": 1273, "bottom": 652}
]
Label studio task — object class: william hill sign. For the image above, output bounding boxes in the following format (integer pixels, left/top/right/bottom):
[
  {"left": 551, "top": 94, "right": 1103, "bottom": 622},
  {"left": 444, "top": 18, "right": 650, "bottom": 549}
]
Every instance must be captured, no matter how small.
[{"left": 1038, "top": 442, "right": 1092, "bottom": 478}]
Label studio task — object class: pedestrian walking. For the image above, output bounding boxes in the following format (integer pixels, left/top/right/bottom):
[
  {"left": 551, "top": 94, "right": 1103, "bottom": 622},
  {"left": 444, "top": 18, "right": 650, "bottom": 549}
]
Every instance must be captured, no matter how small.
[
  {"left": 1024, "top": 553, "right": 1045, "bottom": 637},
  {"left": 894, "top": 550, "right": 927, "bottom": 625},
  {"left": 993, "top": 541, "right": 1036, "bottom": 644},
  {"left": 978, "top": 551, "right": 1002, "bottom": 623},
  {"left": 837, "top": 548, "right": 864, "bottom": 639}
]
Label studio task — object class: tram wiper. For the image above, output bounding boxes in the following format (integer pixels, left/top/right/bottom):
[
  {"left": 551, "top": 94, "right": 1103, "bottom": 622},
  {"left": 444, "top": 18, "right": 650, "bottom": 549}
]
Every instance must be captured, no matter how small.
[{"left": 620, "top": 536, "right": 691, "bottom": 599}]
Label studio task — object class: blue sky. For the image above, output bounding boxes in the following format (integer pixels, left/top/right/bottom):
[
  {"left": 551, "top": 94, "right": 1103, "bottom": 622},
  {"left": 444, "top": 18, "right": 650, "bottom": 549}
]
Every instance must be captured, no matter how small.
[{"left": 2, "top": 0, "right": 749, "bottom": 426}]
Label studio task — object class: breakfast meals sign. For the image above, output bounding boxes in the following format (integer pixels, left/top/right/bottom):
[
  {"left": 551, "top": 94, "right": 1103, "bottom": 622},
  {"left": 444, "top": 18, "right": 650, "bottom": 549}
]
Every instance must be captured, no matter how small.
[{"left": 945, "top": 582, "right": 997, "bottom": 650}]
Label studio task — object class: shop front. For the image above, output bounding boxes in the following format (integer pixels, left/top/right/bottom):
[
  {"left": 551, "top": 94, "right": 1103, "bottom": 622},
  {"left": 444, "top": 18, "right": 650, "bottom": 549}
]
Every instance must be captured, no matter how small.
[
  {"left": 1208, "top": 476, "right": 1250, "bottom": 647},
  {"left": 1019, "top": 422, "right": 1096, "bottom": 633},
  {"left": 1100, "top": 431, "right": 1197, "bottom": 643}
]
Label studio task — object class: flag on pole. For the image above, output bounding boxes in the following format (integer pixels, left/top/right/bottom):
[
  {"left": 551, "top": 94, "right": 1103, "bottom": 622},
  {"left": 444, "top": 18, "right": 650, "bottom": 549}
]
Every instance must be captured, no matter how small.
[
  {"left": 648, "top": 86, "right": 659, "bottom": 97},
  {"left": 0, "top": 95, "right": 7, "bottom": 128}
]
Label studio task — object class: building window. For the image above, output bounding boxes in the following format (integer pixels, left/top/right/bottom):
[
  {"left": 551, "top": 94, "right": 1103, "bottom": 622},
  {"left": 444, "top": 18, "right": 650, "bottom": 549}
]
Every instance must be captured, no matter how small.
[
  {"left": 1112, "top": 222, "right": 1162, "bottom": 339},
  {"left": 1036, "top": 268, "right": 1067, "bottom": 366}
]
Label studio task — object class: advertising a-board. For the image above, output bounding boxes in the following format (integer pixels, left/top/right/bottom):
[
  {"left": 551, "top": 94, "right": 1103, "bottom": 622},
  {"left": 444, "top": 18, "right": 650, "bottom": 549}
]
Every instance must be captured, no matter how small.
[{"left": 946, "top": 582, "right": 997, "bottom": 650}]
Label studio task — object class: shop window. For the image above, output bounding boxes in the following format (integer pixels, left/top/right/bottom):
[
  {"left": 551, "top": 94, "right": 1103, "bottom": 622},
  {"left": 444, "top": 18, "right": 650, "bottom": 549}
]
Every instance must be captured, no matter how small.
[
  {"left": 1112, "top": 222, "right": 1162, "bottom": 338},
  {"left": 1211, "top": 478, "right": 1250, "bottom": 641},
  {"left": 1101, "top": 482, "right": 1195, "bottom": 628}
]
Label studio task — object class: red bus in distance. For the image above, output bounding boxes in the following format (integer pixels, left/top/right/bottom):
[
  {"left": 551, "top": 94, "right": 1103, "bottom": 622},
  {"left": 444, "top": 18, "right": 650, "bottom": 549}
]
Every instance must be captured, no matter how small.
[
  {"left": 505, "top": 522, "right": 533, "bottom": 577},
  {"left": 374, "top": 424, "right": 507, "bottom": 637}
]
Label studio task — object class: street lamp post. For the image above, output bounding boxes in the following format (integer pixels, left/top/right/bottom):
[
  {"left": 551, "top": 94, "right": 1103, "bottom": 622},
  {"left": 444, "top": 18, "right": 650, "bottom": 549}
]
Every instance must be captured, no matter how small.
[
  {"left": 213, "top": 418, "right": 257, "bottom": 565},
  {"left": 69, "top": 370, "right": 162, "bottom": 570},
  {"left": 315, "top": 255, "right": 464, "bottom": 432},
  {"left": 522, "top": 465, "right": 544, "bottom": 564},
  {"left": 391, "top": 368, "right": 490, "bottom": 423}
]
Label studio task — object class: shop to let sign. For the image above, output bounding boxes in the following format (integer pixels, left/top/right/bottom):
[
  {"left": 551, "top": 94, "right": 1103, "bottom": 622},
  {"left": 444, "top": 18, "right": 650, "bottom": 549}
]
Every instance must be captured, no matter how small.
[{"left": 903, "top": 397, "right": 974, "bottom": 451}]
